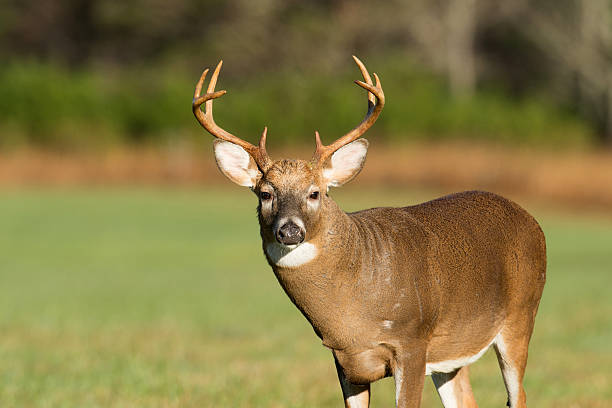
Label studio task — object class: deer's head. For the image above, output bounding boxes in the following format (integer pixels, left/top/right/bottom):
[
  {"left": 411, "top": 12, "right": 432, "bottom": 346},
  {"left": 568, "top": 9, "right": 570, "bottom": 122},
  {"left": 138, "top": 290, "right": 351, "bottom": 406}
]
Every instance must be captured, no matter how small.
[{"left": 192, "top": 57, "right": 384, "bottom": 250}]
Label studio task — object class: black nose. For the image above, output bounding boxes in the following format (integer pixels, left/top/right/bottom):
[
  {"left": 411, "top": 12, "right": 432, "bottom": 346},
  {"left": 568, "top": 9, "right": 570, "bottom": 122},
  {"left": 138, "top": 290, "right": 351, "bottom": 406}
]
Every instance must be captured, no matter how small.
[{"left": 276, "top": 221, "right": 305, "bottom": 245}]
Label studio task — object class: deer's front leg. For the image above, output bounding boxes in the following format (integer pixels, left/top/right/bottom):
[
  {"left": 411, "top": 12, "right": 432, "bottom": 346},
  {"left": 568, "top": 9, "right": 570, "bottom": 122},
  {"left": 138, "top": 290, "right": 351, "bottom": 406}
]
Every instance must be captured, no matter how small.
[
  {"left": 335, "top": 357, "right": 370, "bottom": 408},
  {"left": 394, "top": 348, "right": 427, "bottom": 408}
]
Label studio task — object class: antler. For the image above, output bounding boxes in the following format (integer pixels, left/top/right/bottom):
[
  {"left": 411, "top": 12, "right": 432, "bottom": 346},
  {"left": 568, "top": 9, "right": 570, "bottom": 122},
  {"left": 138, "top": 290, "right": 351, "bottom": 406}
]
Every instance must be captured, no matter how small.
[
  {"left": 192, "top": 61, "right": 272, "bottom": 171},
  {"left": 312, "top": 56, "right": 385, "bottom": 166}
]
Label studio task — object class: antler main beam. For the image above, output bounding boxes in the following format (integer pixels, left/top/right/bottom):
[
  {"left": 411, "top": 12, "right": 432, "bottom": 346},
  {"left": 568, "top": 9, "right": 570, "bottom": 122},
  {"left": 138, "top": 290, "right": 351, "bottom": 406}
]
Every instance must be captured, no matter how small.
[
  {"left": 312, "top": 56, "right": 385, "bottom": 166},
  {"left": 192, "top": 61, "right": 272, "bottom": 171}
]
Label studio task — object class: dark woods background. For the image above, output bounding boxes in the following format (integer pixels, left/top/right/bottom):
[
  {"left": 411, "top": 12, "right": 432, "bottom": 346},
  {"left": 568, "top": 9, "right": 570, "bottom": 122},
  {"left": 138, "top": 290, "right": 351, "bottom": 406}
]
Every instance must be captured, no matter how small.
[{"left": 1, "top": 0, "right": 611, "bottom": 149}]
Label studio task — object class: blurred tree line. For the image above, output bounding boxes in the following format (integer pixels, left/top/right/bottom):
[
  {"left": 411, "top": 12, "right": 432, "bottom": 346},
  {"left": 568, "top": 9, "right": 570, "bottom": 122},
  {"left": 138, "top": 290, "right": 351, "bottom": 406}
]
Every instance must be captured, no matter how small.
[{"left": 0, "top": 0, "right": 610, "bottom": 148}]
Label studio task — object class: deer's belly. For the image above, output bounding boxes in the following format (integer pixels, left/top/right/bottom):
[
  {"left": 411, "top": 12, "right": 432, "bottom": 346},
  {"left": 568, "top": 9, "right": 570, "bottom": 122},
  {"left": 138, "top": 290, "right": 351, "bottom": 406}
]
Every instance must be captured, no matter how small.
[
  {"left": 334, "top": 347, "right": 392, "bottom": 384},
  {"left": 425, "top": 335, "right": 496, "bottom": 375},
  {"left": 425, "top": 328, "right": 501, "bottom": 375}
]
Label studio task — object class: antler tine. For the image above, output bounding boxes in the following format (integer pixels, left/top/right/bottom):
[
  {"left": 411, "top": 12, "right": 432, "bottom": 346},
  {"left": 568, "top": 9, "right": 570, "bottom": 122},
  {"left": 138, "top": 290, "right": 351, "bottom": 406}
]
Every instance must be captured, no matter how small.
[
  {"left": 192, "top": 61, "right": 272, "bottom": 171},
  {"left": 353, "top": 55, "right": 375, "bottom": 107},
  {"left": 312, "top": 56, "right": 385, "bottom": 166}
]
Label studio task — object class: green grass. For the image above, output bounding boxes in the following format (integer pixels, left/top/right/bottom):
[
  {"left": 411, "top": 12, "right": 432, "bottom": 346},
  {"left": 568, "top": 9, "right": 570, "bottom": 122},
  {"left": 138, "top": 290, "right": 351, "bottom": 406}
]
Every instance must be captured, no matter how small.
[{"left": 0, "top": 187, "right": 610, "bottom": 407}]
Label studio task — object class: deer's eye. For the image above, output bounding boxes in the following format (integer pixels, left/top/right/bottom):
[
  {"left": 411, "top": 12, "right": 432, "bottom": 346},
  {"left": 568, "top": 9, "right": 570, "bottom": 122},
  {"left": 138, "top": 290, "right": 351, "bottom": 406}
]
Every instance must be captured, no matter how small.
[
  {"left": 260, "top": 191, "right": 272, "bottom": 201},
  {"left": 309, "top": 191, "right": 320, "bottom": 200}
]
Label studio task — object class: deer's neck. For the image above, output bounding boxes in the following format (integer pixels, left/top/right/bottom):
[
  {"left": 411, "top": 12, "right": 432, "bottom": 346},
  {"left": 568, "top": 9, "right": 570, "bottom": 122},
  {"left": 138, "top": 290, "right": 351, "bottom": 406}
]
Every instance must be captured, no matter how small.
[{"left": 264, "top": 200, "right": 371, "bottom": 346}]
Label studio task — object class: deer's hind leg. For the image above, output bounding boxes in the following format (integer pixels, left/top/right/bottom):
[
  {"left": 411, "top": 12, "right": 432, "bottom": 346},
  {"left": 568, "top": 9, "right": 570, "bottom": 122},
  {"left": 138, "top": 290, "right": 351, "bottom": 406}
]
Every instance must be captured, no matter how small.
[
  {"left": 431, "top": 366, "right": 478, "bottom": 408},
  {"left": 493, "top": 327, "right": 533, "bottom": 408}
]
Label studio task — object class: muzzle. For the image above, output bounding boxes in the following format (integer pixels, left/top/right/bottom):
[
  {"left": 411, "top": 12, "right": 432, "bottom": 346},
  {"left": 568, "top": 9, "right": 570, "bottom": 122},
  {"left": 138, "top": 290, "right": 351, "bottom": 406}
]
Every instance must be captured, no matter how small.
[{"left": 276, "top": 220, "right": 305, "bottom": 246}]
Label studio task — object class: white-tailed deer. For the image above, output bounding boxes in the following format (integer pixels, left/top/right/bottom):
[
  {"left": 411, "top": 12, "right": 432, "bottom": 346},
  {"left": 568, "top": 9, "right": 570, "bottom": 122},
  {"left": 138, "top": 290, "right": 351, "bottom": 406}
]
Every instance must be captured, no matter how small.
[{"left": 192, "top": 57, "right": 546, "bottom": 408}]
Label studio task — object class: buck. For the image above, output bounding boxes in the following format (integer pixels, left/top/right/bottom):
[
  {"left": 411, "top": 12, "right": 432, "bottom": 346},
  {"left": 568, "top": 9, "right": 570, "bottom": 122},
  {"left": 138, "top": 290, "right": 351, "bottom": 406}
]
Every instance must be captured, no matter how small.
[{"left": 192, "top": 57, "right": 546, "bottom": 408}]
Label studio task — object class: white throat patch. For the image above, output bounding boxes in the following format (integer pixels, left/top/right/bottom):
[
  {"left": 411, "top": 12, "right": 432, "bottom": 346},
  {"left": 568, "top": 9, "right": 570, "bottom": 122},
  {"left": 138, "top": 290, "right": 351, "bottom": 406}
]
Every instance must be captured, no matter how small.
[{"left": 265, "top": 242, "right": 318, "bottom": 268}]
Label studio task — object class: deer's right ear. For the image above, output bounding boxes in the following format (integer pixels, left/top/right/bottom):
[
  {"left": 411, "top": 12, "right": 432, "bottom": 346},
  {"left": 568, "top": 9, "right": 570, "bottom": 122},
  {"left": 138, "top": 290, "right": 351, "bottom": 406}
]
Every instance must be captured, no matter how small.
[{"left": 213, "top": 140, "right": 262, "bottom": 188}]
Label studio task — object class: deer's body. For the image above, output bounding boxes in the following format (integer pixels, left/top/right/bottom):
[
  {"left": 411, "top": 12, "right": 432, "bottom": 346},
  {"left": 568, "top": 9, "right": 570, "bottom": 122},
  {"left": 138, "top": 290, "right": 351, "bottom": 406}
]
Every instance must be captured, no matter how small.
[
  {"left": 267, "top": 190, "right": 545, "bottom": 385},
  {"left": 192, "top": 58, "right": 546, "bottom": 407}
]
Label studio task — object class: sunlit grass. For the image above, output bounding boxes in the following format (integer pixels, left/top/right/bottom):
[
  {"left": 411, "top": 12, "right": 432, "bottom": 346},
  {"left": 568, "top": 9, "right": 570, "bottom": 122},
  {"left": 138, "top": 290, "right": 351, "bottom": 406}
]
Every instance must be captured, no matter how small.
[{"left": 0, "top": 188, "right": 610, "bottom": 407}]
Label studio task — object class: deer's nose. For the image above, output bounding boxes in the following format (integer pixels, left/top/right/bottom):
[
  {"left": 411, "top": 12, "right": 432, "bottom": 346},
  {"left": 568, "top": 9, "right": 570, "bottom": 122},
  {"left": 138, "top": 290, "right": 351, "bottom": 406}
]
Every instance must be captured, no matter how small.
[{"left": 276, "top": 221, "right": 305, "bottom": 246}]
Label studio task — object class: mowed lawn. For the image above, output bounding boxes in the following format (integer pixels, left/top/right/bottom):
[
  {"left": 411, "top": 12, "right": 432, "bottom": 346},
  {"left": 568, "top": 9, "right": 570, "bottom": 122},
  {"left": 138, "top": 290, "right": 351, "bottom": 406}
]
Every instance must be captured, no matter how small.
[{"left": 0, "top": 187, "right": 610, "bottom": 407}]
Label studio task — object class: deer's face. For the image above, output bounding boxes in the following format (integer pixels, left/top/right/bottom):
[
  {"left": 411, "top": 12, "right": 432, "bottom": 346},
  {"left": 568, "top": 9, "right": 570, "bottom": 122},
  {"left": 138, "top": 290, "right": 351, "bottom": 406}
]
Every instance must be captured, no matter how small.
[
  {"left": 256, "top": 159, "right": 324, "bottom": 246},
  {"left": 212, "top": 139, "right": 369, "bottom": 248}
]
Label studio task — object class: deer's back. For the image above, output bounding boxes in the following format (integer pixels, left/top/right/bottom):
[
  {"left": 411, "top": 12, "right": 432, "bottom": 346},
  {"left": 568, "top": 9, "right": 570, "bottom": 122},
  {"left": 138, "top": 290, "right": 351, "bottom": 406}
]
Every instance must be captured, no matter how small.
[{"left": 401, "top": 190, "right": 546, "bottom": 294}]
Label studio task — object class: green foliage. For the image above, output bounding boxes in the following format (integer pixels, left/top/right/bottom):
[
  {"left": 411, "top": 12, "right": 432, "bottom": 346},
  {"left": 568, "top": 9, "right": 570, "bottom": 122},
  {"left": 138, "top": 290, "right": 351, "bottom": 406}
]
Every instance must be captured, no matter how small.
[
  {"left": 1, "top": 0, "right": 610, "bottom": 146},
  {"left": 0, "top": 188, "right": 610, "bottom": 406},
  {"left": 379, "top": 59, "right": 592, "bottom": 145},
  {"left": 0, "top": 62, "right": 194, "bottom": 148},
  {"left": 0, "top": 59, "right": 593, "bottom": 149}
]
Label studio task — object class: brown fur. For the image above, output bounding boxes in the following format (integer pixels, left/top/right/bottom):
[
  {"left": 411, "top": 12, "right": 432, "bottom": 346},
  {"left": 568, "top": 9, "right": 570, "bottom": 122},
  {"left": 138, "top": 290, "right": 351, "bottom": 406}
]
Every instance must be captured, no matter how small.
[{"left": 251, "top": 158, "right": 546, "bottom": 408}]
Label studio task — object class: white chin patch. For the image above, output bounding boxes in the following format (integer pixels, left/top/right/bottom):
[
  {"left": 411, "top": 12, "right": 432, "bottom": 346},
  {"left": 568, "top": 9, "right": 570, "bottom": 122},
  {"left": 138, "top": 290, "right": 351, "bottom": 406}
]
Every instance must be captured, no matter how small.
[{"left": 265, "top": 242, "right": 318, "bottom": 268}]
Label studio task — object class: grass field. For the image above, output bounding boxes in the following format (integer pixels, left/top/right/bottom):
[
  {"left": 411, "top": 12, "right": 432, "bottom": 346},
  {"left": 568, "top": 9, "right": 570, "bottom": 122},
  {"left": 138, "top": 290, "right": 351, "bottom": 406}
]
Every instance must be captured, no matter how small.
[{"left": 0, "top": 187, "right": 610, "bottom": 407}]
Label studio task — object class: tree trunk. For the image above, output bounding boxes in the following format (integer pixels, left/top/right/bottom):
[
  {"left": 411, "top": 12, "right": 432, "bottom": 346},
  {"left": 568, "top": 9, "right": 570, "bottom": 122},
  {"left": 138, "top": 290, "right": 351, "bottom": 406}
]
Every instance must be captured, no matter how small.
[
  {"left": 605, "top": 74, "right": 612, "bottom": 146},
  {"left": 446, "top": 0, "right": 477, "bottom": 98},
  {"left": 580, "top": 0, "right": 612, "bottom": 147}
]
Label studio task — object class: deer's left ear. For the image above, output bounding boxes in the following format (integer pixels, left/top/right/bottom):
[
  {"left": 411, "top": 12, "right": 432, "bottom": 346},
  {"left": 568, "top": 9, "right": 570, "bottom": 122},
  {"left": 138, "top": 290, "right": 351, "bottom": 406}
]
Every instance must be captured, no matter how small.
[
  {"left": 213, "top": 140, "right": 262, "bottom": 188},
  {"left": 322, "top": 139, "right": 369, "bottom": 188}
]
